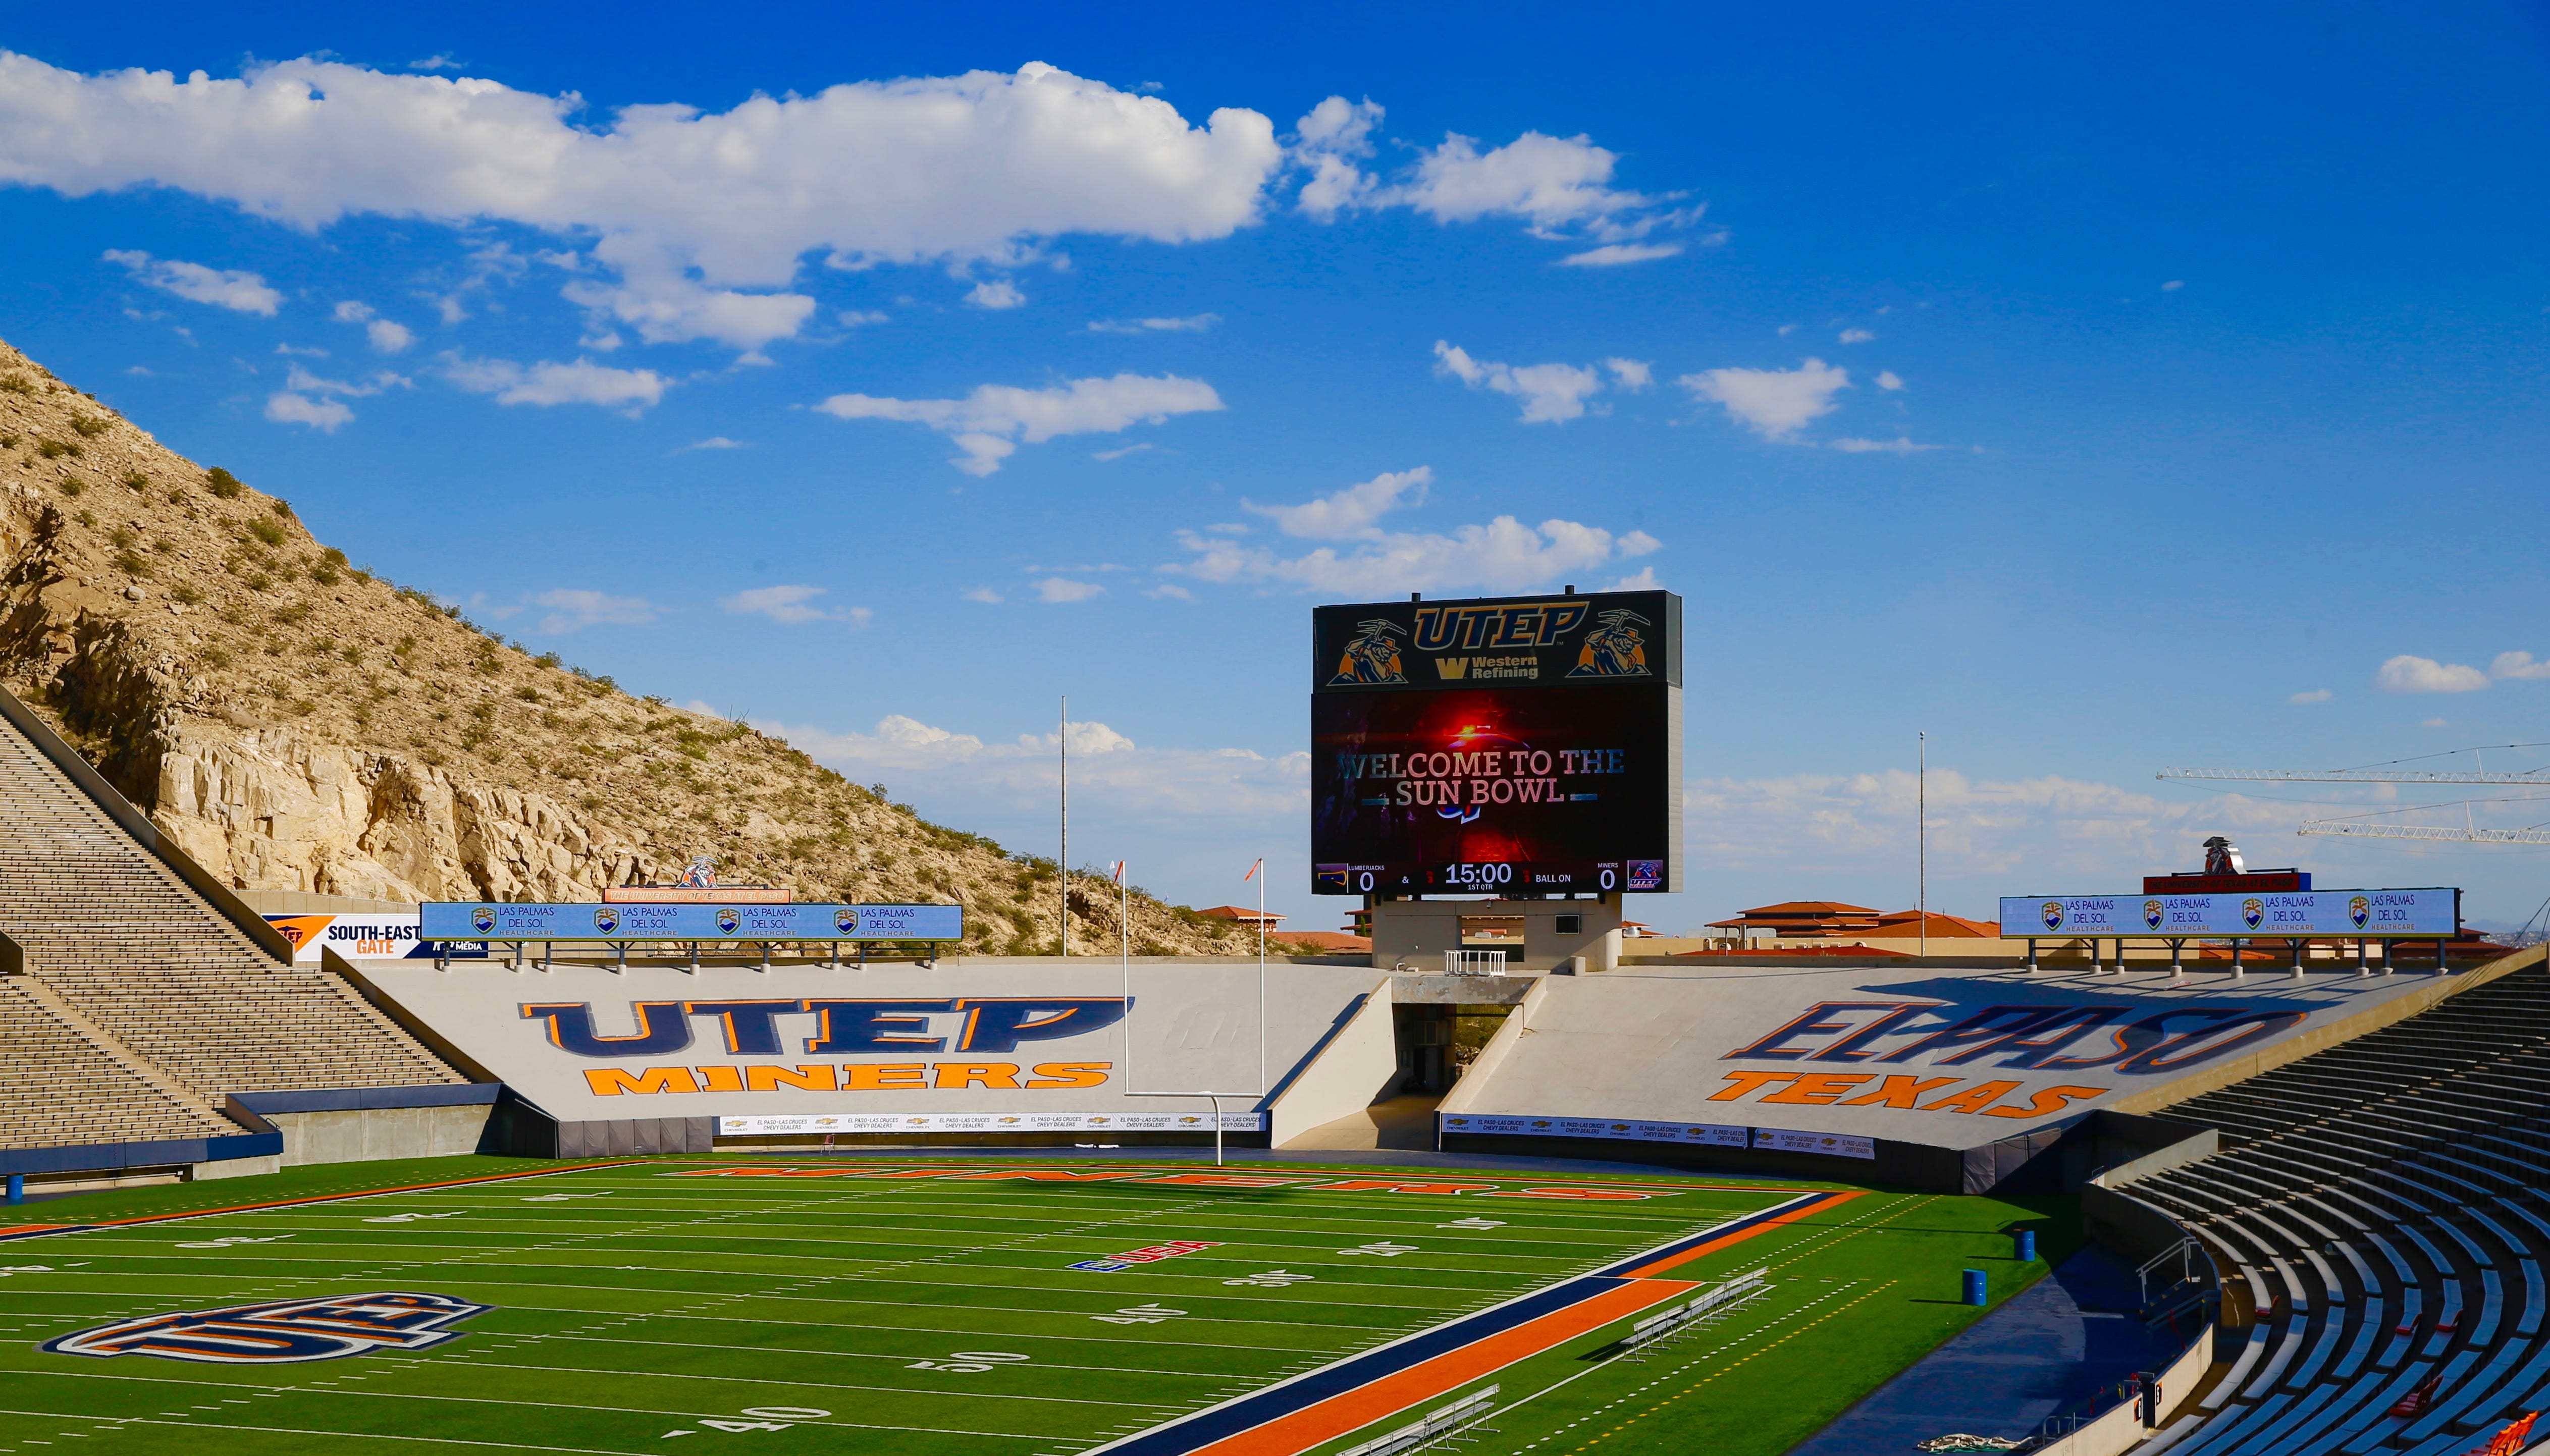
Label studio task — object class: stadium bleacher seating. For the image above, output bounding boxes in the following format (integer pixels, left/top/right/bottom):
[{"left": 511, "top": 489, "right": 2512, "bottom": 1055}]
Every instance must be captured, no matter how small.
[
  {"left": 0, "top": 705, "right": 460, "bottom": 1155},
  {"left": 2126, "top": 960, "right": 2550, "bottom": 1455}
]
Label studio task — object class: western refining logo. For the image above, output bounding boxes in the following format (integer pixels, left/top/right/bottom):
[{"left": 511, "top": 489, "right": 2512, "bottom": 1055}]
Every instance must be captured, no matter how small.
[{"left": 44, "top": 1293, "right": 489, "bottom": 1364}]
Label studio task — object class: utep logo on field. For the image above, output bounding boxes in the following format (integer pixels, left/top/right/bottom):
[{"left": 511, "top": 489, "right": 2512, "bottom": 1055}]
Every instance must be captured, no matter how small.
[
  {"left": 471, "top": 905, "right": 497, "bottom": 935},
  {"left": 2350, "top": 895, "right": 2372, "bottom": 930},
  {"left": 834, "top": 907, "right": 859, "bottom": 935},
  {"left": 43, "top": 1292, "right": 489, "bottom": 1365},
  {"left": 593, "top": 906, "right": 620, "bottom": 936},
  {"left": 2143, "top": 899, "right": 2165, "bottom": 930},
  {"left": 2041, "top": 899, "right": 2065, "bottom": 932},
  {"left": 717, "top": 907, "right": 741, "bottom": 935},
  {"left": 2242, "top": 897, "right": 2265, "bottom": 931}
]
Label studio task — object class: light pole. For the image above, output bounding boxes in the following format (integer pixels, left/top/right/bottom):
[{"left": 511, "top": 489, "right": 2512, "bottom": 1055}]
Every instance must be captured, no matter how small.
[{"left": 1919, "top": 731, "right": 1927, "bottom": 961}]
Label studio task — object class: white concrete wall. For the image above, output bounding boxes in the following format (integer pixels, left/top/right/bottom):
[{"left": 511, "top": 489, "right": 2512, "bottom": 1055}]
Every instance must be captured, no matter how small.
[
  {"left": 270, "top": 1105, "right": 493, "bottom": 1165},
  {"left": 1269, "top": 980, "right": 1400, "bottom": 1147}
]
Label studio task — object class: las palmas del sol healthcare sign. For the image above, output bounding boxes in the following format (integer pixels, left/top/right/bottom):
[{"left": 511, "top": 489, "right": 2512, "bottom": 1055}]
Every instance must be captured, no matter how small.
[
  {"left": 419, "top": 902, "right": 964, "bottom": 943},
  {"left": 2000, "top": 888, "right": 2458, "bottom": 939}
]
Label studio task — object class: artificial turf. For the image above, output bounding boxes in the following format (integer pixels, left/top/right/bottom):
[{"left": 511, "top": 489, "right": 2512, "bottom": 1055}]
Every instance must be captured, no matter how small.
[{"left": 0, "top": 1154, "right": 2071, "bottom": 1455}]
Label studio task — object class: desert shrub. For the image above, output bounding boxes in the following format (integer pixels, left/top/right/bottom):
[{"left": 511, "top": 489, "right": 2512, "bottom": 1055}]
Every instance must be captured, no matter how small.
[
  {"left": 110, "top": 550, "right": 150, "bottom": 577},
  {"left": 200, "top": 646, "right": 232, "bottom": 670},
  {"left": 36, "top": 439, "right": 77, "bottom": 459},
  {"left": 55, "top": 478, "right": 79, "bottom": 498},
  {"left": 205, "top": 467, "right": 242, "bottom": 498},
  {"left": 109, "top": 526, "right": 136, "bottom": 549},
  {"left": 242, "top": 571, "right": 272, "bottom": 591},
  {"left": 271, "top": 602, "right": 313, "bottom": 626},
  {"left": 310, "top": 562, "right": 340, "bottom": 586},
  {"left": 120, "top": 470, "right": 146, "bottom": 490},
  {"left": 0, "top": 374, "right": 29, "bottom": 395},
  {"left": 272, "top": 499, "right": 293, "bottom": 517},
  {"left": 171, "top": 583, "right": 202, "bottom": 605},
  {"left": 247, "top": 519, "right": 285, "bottom": 547},
  {"left": 68, "top": 415, "right": 107, "bottom": 438},
  {"left": 340, "top": 644, "right": 363, "bottom": 666}
]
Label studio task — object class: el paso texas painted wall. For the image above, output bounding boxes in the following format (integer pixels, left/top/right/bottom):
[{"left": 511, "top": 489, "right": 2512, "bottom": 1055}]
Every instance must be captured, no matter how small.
[{"left": 1440, "top": 961, "right": 2460, "bottom": 1152}]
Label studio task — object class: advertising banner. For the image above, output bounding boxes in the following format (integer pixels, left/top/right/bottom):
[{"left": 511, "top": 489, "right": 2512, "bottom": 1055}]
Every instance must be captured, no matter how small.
[
  {"left": 1751, "top": 1127, "right": 1878, "bottom": 1160},
  {"left": 264, "top": 913, "right": 486, "bottom": 963},
  {"left": 419, "top": 901, "right": 965, "bottom": 942},
  {"left": 717, "top": 1111, "right": 1263, "bottom": 1136},
  {"left": 1436, "top": 1114, "right": 1751, "bottom": 1148},
  {"left": 1313, "top": 590, "right": 1683, "bottom": 693},
  {"left": 2000, "top": 888, "right": 2458, "bottom": 939}
]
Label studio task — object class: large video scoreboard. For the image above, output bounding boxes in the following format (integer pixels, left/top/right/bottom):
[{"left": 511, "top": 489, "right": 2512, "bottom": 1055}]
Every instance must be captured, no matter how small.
[{"left": 1311, "top": 589, "right": 1683, "bottom": 896}]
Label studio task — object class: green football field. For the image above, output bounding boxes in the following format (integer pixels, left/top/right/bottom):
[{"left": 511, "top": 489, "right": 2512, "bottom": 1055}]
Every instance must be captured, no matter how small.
[{"left": 0, "top": 1154, "right": 2071, "bottom": 1456}]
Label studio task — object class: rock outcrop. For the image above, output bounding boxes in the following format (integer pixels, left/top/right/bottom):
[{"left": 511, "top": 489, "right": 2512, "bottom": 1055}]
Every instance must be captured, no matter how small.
[{"left": 0, "top": 338, "right": 1256, "bottom": 957}]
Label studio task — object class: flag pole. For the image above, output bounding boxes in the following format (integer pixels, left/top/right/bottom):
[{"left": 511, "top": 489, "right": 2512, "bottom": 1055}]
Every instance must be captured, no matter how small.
[
  {"left": 1059, "top": 695, "right": 1068, "bottom": 958},
  {"left": 1918, "top": 730, "right": 1927, "bottom": 961}
]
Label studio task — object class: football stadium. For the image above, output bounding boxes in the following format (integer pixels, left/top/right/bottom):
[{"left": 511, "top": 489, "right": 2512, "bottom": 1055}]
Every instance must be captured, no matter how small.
[{"left": 0, "top": 577, "right": 2544, "bottom": 1456}]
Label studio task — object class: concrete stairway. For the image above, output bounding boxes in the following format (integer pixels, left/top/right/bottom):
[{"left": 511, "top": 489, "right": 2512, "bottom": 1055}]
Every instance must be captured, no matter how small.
[{"left": 0, "top": 705, "right": 460, "bottom": 1115}]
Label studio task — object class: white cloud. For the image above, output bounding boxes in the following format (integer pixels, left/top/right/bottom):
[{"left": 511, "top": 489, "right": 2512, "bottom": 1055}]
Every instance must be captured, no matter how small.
[
  {"left": 1557, "top": 242, "right": 1682, "bottom": 267},
  {"left": 776, "top": 712, "right": 1308, "bottom": 828},
  {"left": 813, "top": 372, "right": 1223, "bottom": 475},
  {"left": 2375, "top": 655, "right": 2489, "bottom": 693},
  {"left": 1687, "top": 768, "right": 2300, "bottom": 896},
  {"left": 263, "top": 391, "right": 352, "bottom": 430},
  {"left": 365, "top": 318, "right": 414, "bottom": 353},
  {"left": 1607, "top": 565, "right": 1660, "bottom": 591},
  {"left": 101, "top": 249, "right": 280, "bottom": 314},
  {"left": 838, "top": 309, "right": 888, "bottom": 327},
  {"left": 533, "top": 588, "right": 655, "bottom": 633},
  {"left": 1837, "top": 328, "right": 1875, "bottom": 344},
  {"left": 1293, "top": 95, "right": 1384, "bottom": 220},
  {"left": 285, "top": 363, "right": 406, "bottom": 397},
  {"left": 2491, "top": 651, "right": 2550, "bottom": 680},
  {"left": 1244, "top": 466, "right": 1430, "bottom": 539},
  {"left": 1432, "top": 342, "right": 1608, "bottom": 423},
  {"left": 1146, "top": 583, "right": 1192, "bottom": 600},
  {"left": 1829, "top": 437, "right": 1938, "bottom": 454},
  {"left": 408, "top": 55, "right": 460, "bottom": 72},
  {"left": 442, "top": 353, "right": 668, "bottom": 411},
  {"left": 1388, "top": 130, "right": 1681, "bottom": 243},
  {"left": 1679, "top": 357, "right": 1849, "bottom": 440},
  {"left": 2290, "top": 688, "right": 2333, "bottom": 704},
  {"left": 1035, "top": 577, "right": 1105, "bottom": 603},
  {"left": 966, "top": 279, "right": 1025, "bottom": 309},
  {"left": 721, "top": 584, "right": 856, "bottom": 624},
  {"left": 275, "top": 342, "right": 328, "bottom": 357},
  {"left": 13, "top": 57, "right": 1284, "bottom": 351},
  {"left": 1875, "top": 370, "right": 1904, "bottom": 391},
  {"left": 2161, "top": 280, "right": 2185, "bottom": 291},
  {"left": 123, "top": 364, "right": 150, "bottom": 376},
  {"left": 2424, "top": 718, "right": 2449, "bottom": 728},
  {"left": 962, "top": 587, "right": 1004, "bottom": 604},
  {"left": 1172, "top": 473, "right": 1659, "bottom": 597},
  {"left": 332, "top": 300, "right": 372, "bottom": 322},
  {"left": 1603, "top": 357, "right": 1653, "bottom": 390},
  {"left": 680, "top": 436, "right": 750, "bottom": 451},
  {"left": 1092, "top": 442, "right": 1153, "bottom": 462},
  {"left": 1089, "top": 313, "right": 1219, "bottom": 333}
]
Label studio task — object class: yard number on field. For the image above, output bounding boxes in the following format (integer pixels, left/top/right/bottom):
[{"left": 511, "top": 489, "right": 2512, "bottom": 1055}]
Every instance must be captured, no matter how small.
[
  {"left": 908, "top": 1350, "right": 1032, "bottom": 1373},
  {"left": 1091, "top": 1304, "right": 1187, "bottom": 1325},
  {"left": 1226, "top": 1269, "right": 1315, "bottom": 1287},
  {"left": 661, "top": 1406, "right": 830, "bottom": 1439},
  {"left": 1338, "top": 1241, "right": 1420, "bottom": 1257}
]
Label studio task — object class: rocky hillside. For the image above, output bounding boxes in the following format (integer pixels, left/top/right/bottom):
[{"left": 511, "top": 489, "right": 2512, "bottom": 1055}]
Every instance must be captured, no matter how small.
[{"left": 0, "top": 338, "right": 1265, "bottom": 958}]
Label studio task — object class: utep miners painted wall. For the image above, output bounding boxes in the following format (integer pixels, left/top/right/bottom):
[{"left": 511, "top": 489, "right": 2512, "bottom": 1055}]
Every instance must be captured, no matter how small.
[
  {"left": 1436, "top": 962, "right": 2457, "bottom": 1154},
  {"left": 351, "top": 958, "right": 1383, "bottom": 1126}
]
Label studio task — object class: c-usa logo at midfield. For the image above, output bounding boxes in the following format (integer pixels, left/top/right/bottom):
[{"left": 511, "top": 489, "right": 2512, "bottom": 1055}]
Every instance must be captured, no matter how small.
[{"left": 43, "top": 1292, "right": 490, "bottom": 1364}]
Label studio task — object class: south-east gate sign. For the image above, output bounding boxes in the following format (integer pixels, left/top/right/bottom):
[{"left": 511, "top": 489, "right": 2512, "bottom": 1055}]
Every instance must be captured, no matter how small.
[
  {"left": 2002, "top": 888, "right": 2458, "bottom": 939},
  {"left": 420, "top": 902, "right": 964, "bottom": 943}
]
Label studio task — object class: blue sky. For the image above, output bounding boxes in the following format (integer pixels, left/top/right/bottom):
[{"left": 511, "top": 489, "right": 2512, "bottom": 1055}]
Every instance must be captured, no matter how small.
[{"left": 3, "top": 3, "right": 2548, "bottom": 932}]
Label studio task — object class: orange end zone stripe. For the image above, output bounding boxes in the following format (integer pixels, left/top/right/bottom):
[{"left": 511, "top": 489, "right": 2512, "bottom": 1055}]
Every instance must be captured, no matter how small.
[
  {"left": 656, "top": 1156, "right": 1827, "bottom": 1198},
  {"left": 1614, "top": 1190, "right": 1865, "bottom": 1278},
  {"left": 1190, "top": 1278, "right": 1698, "bottom": 1456},
  {"left": 0, "top": 1160, "right": 645, "bottom": 1241}
]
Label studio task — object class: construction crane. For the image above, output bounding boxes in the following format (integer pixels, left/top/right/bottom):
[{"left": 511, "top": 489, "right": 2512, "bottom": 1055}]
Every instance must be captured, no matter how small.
[
  {"left": 2157, "top": 743, "right": 2550, "bottom": 785},
  {"left": 2164, "top": 744, "right": 2550, "bottom": 845},
  {"left": 2298, "top": 823, "right": 2550, "bottom": 844}
]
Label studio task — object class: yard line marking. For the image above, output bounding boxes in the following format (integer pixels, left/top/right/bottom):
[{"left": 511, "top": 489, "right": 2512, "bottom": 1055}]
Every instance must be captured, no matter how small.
[{"left": 0, "top": 1403, "right": 1057, "bottom": 1450}]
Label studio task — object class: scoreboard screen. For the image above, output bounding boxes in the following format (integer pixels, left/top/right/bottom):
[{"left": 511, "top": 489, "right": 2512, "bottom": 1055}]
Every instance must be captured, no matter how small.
[{"left": 1310, "top": 589, "right": 1682, "bottom": 895}]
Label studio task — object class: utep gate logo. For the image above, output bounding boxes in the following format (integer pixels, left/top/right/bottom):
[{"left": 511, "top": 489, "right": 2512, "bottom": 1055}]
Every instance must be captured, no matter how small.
[{"left": 44, "top": 1292, "right": 490, "bottom": 1364}]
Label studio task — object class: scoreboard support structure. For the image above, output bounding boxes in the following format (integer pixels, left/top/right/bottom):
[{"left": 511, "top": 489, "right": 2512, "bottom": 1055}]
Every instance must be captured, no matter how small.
[{"left": 1365, "top": 894, "right": 1625, "bottom": 975}]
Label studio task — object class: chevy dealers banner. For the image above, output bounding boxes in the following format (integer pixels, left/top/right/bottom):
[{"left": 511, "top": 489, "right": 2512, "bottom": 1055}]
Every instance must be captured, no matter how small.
[
  {"left": 420, "top": 901, "right": 964, "bottom": 942},
  {"left": 2000, "top": 888, "right": 2458, "bottom": 938}
]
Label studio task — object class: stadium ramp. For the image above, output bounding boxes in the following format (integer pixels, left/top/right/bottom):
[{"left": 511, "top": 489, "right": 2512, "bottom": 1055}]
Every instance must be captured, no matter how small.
[{"left": 0, "top": 684, "right": 475, "bottom": 1190}]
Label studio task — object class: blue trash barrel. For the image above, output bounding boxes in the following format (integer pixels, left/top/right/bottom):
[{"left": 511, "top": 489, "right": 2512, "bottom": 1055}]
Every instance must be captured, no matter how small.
[
  {"left": 1963, "top": 1268, "right": 1987, "bottom": 1306},
  {"left": 2017, "top": 1228, "right": 2037, "bottom": 1262}
]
